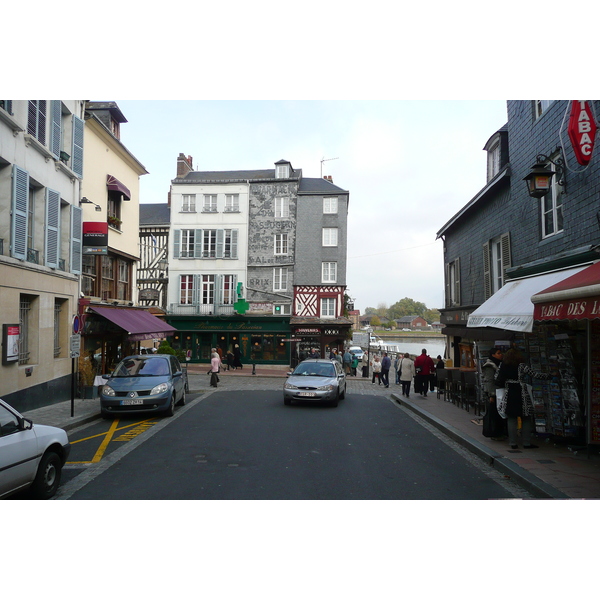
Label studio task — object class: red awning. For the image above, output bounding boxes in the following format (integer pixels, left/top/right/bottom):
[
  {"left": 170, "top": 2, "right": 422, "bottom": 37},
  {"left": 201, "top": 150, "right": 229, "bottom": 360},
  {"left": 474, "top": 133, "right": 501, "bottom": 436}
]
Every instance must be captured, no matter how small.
[
  {"left": 106, "top": 174, "right": 131, "bottom": 200},
  {"left": 89, "top": 306, "right": 177, "bottom": 341},
  {"left": 532, "top": 261, "right": 600, "bottom": 321}
]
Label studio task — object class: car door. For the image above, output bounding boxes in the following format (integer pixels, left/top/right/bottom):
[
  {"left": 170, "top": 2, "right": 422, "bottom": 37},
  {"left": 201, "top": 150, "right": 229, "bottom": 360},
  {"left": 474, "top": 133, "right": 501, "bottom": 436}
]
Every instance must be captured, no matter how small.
[
  {"left": 0, "top": 403, "right": 38, "bottom": 497},
  {"left": 170, "top": 356, "right": 184, "bottom": 400}
]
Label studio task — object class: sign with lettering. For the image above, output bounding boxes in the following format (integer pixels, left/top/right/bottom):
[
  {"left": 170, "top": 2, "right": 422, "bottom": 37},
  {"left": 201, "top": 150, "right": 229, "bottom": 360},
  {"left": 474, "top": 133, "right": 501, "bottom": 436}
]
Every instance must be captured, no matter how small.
[
  {"left": 568, "top": 100, "right": 598, "bottom": 166},
  {"left": 534, "top": 296, "right": 600, "bottom": 321},
  {"left": 83, "top": 221, "right": 109, "bottom": 255}
]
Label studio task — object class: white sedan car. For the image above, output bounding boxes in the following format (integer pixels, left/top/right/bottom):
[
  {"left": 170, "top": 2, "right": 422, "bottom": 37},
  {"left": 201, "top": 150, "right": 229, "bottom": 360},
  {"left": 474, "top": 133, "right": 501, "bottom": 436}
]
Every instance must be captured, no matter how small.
[{"left": 0, "top": 399, "right": 71, "bottom": 499}]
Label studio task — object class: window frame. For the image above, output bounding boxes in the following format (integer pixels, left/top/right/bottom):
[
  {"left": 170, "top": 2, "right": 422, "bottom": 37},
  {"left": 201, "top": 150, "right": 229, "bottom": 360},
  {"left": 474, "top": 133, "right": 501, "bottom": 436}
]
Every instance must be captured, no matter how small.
[
  {"left": 274, "top": 233, "right": 288, "bottom": 255},
  {"left": 320, "top": 297, "right": 336, "bottom": 318},
  {"left": 540, "top": 170, "right": 563, "bottom": 239},
  {"left": 323, "top": 197, "right": 338, "bottom": 214},
  {"left": 225, "top": 194, "right": 239, "bottom": 212},
  {"left": 322, "top": 228, "right": 338, "bottom": 247},
  {"left": 273, "top": 267, "right": 288, "bottom": 291},
  {"left": 202, "top": 194, "right": 217, "bottom": 212},
  {"left": 182, "top": 194, "right": 196, "bottom": 212},
  {"left": 322, "top": 261, "right": 337, "bottom": 283},
  {"left": 274, "top": 197, "right": 289, "bottom": 218}
]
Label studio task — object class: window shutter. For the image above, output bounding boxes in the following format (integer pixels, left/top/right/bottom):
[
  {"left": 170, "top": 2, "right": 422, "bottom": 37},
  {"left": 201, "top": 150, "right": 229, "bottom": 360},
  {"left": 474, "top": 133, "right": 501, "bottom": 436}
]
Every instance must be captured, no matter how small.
[
  {"left": 444, "top": 262, "right": 450, "bottom": 307},
  {"left": 482, "top": 242, "right": 491, "bottom": 300},
  {"left": 50, "top": 100, "right": 62, "bottom": 159},
  {"left": 11, "top": 165, "right": 29, "bottom": 260},
  {"left": 500, "top": 232, "right": 511, "bottom": 286},
  {"left": 453, "top": 258, "right": 461, "bottom": 306},
  {"left": 71, "top": 115, "right": 84, "bottom": 178},
  {"left": 193, "top": 275, "right": 200, "bottom": 305},
  {"left": 215, "top": 275, "right": 223, "bottom": 306},
  {"left": 45, "top": 188, "right": 61, "bottom": 268},
  {"left": 216, "top": 229, "right": 224, "bottom": 258},
  {"left": 173, "top": 229, "right": 181, "bottom": 258},
  {"left": 231, "top": 229, "right": 238, "bottom": 259},
  {"left": 70, "top": 205, "right": 82, "bottom": 274},
  {"left": 194, "top": 229, "right": 203, "bottom": 258}
]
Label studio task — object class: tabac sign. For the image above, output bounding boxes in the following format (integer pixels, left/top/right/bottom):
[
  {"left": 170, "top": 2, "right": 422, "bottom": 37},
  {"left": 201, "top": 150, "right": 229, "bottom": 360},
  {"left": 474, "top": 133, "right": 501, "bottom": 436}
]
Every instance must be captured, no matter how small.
[{"left": 568, "top": 101, "right": 598, "bottom": 165}]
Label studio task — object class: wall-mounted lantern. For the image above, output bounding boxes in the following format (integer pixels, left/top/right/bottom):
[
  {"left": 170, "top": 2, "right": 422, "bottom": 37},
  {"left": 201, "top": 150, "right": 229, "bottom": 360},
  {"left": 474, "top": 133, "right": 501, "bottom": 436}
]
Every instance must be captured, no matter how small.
[{"left": 523, "top": 152, "right": 566, "bottom": 198}]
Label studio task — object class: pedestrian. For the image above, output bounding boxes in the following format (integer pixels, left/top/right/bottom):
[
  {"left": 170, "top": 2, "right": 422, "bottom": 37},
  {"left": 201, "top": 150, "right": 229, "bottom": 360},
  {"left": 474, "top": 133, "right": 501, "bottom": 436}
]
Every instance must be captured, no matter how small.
[
  {"left": 210, "top": 350, "right": 221, "bottom": 388},
  {"left": 494, "top": 347, "right": 551, "bottom": 450},
  {"left": 394, "top": 354, "right": 401, "bottom": 385},
  {"left": 233, "top": 344, "right": 243, "bottom": 369},
  {"left": 399, "top": 352, "right": 416, "bottom": 397},
  {"left": 381, "top": 352, "right": 391, "bottom": 388},
  {"left": 309, "top": 347, "right": 320, "bottom": 358},
  {"left": 351, "top": 353, "right": 359, "bottom": 377},
  {"left": 371, "top": 355, "right": 382, "bottom": 385},
  {"left": 343, "top": 349, "right": 352, "bottom": 375},
  {"left": 329, "top": 347, "right": 336, "bottom": 360},
  {"left": 226, "top": 348, "right": 234, "bottom": 371},
  {"left": 481, "top": 347, "right": 507, "bottom": 440},
  {"left": 414, "top": 349, "right": 435, "bottom": 397},
  {"left": 434, "top": 355, "right": 445, "bottom": 395}
]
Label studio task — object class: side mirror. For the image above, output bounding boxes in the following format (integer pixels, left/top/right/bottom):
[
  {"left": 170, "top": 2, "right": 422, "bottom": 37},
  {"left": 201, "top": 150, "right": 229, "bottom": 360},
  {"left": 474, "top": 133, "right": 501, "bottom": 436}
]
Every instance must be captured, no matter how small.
[
  {"left": 22, "top": 418, "right": 33, "bottom": 431},
  {"left": 286, "top": 371, "right": 292, "bottom": 376}
]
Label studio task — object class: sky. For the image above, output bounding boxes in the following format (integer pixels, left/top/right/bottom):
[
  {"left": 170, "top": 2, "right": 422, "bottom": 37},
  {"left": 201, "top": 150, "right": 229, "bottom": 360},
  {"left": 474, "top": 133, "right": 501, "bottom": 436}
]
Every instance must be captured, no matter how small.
[{"left": 115, "top": 99, "right": 508, "bottom": 313}]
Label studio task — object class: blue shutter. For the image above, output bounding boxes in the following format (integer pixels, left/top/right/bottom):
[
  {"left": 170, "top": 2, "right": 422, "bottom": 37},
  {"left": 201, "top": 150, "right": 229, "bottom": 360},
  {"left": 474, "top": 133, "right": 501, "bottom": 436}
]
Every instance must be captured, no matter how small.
[
  {"left": 45, "top": 188, "right": 61, "bottom": 268},
  {"left": 193, "top": 275, "right": 200, "bottom": 305},
  {"left": 71, "top": 115, "right": 84, "bottom": 178},
  {"left": 216, "top": 229, "right": 224, "bottom": 258},
  {"left": 50, "top": 100, "right": 62, "bottom": 159},
  {"left": 70, "top": 205, "right": 82, "bottom": 274},
  {"left": 11, "top": 165, "right": 29, "bottom": 260},
  {"left": 215, "top": 275, "right": 223, "bottom": 306},
  {"left": 194, "top": 229, "right": 203, "bottom": 258},
  {"left": 173, "top": 229, "right": 181, "bottom": 258}
]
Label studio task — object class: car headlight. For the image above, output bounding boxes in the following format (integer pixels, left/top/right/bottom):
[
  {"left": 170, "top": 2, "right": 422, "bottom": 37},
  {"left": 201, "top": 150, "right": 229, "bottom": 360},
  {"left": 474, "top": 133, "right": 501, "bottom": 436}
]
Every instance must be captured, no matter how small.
[
  {"left": 284, "top": 382, "right": 298, "bottom": 390},
  {"left": 150, "top": 382, "right": 170, "bottom": 395},
  {"left": 316, "top": 384, "right": 334, "bottom": 391},
  {"left": 103, "top": 385, "right": 116, "bottom": 397}
]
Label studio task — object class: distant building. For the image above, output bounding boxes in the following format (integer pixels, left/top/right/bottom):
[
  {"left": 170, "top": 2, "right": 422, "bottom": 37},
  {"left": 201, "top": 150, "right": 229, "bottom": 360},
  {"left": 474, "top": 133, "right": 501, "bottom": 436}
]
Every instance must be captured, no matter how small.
[{"left": 395, "top": 315, "right": 428, "bottom": 330}]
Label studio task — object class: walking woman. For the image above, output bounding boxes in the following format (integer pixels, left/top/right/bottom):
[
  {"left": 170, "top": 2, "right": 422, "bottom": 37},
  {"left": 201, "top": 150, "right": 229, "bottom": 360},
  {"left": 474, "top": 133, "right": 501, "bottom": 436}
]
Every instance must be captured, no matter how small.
[
  {"left": 399, "top": 353, "right": 415, "bottom": 398},
  {"left": 233, "top": 344, "right": 243, "bottom": 370},
  {"left": 210, "top": 350, "right": 221, "bottom": 388}
]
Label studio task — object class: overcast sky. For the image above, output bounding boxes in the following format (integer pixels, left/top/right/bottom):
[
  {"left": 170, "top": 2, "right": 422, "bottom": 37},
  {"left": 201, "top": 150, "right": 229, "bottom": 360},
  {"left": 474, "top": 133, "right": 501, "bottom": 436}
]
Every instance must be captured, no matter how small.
[{"left": 116, "top": 99, "right": 508, "bottom": 313}]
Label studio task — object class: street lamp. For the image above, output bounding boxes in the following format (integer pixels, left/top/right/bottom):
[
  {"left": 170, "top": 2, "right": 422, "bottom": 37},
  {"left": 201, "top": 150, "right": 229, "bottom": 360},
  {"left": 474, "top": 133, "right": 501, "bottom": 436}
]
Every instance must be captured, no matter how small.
[
  {"left": 366, "top": 326, "right": 373, "bottom": 379},
  {"left": 523, "top": 152, "right": 566, "bottom": 199},
  {"left": 80, "top": 197, "right": 102, "bottom": 212}
]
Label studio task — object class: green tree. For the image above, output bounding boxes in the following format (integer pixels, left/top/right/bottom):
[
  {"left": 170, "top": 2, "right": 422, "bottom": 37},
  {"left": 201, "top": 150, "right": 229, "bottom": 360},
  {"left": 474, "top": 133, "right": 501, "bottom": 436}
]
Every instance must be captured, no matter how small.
[
  {"left": 370, "top": 315, "right": 382, "bottom": 327},
  {"left": 389, "top": 297, "right": 428, "bottom": 320}
]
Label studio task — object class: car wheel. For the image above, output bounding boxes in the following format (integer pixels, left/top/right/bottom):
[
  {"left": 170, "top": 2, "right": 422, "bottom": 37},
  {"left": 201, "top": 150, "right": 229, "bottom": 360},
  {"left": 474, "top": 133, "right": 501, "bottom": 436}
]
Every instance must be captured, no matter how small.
[
  {"left": 340, "top": 384, "right": 346, "bottom": 400},
  {"left": 165, "top": 394, "right": 176, "bottom": 417},
  {"left": 177, "top": 389, "right": 186, "bottom": 406},
  {"left": 31, "top": 451, "right": 62, "bottom": 499}
]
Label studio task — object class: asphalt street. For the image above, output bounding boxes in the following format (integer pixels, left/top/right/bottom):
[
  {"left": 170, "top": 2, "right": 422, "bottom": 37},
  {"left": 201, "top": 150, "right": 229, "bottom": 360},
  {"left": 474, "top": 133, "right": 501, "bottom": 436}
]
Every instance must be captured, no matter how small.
[{"left": 57, "top": 388, "right": 531, "bottom": 500}]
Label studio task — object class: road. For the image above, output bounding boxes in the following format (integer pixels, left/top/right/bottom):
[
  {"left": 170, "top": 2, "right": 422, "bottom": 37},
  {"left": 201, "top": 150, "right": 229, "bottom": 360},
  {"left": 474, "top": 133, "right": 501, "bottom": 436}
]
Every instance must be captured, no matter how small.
[{"left": 56, "top": 383, "right": 532, "bottom": 500}]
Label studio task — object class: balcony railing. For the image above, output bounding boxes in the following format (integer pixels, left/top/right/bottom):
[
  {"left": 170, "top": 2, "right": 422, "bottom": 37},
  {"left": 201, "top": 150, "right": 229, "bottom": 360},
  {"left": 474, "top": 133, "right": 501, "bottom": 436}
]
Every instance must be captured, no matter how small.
[
  {"left": 168, "top": 304, "right": 235, "bottom": 316},
  {"left": 27, "top": 248, "right": 39, "bottom": 264}
]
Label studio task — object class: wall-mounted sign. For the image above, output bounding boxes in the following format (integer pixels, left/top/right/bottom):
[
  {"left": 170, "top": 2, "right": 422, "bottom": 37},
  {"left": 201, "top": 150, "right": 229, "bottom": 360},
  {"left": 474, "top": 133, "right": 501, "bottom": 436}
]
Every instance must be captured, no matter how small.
[
  {"left": 2, "top": 324, "right": 20, "bottom": 364},
  {"left": 83, "top": 221, "right": 108, "bottom": 255},
  {"left": 139, "top": 288, "right": 161, "bottom": 301},
  {"left": 568, "top": 100, "right": 598, "bottom": 166},
  {"left": 247, "top": 302, "right": 273, "bottom": 314}
]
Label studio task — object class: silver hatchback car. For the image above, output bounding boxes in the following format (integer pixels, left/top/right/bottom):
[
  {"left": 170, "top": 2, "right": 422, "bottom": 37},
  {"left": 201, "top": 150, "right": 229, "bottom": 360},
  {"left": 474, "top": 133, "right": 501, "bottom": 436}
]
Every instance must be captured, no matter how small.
[{"left": 283, "top": 359, "right": 347, "bottom": 407}]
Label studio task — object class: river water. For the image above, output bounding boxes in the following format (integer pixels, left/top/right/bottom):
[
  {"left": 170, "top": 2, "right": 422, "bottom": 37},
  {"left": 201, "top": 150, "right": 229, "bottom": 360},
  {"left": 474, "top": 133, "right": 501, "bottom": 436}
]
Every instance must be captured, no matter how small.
[{"left": 368, "top": 338, "right": 446, "bottom": 359}]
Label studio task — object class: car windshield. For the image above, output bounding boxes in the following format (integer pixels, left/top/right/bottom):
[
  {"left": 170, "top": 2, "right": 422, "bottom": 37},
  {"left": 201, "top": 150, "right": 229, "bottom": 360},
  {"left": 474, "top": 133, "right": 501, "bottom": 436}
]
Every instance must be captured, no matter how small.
[
  {"left": 292, "top": 363, "right": 336, "bottom": 378},
  {"left": 112, "top": 357, "right": 170, "bottom": 377}
]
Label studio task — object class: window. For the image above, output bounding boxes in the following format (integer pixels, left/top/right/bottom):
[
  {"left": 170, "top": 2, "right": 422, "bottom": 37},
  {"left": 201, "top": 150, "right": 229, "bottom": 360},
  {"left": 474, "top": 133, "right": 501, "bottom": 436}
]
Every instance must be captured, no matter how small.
[
  {"left": 117, "top": 259, "right": 130, "bottom": 300},
  {"left": 180, "top": 275, "right": 194, "bottom": 304},
  {"left": 108, "top": 191, "right": 122, "bottom": 229},
  {"left": 201, "top": 275, "right": 215, "bottom": 304},
  {"left": 222, "top": 229, "right": 237, "bottom": 258},
  {"left": 221, "top": 275, "right": 235, "bottom": 305},
  {"left": 202, "top": 229, "right": 217, "bottom": 258},
  {"left": 487, "top": 140, "right": 500, "bottom": 182},
  {"left": 19, "top": 295, "right": 33, "bottom": 365},
  {"left": 323, "top": 197, "right": 338, "bottom": 214},
  {"left": 274, "top": 233, "right": 288, "bottom": 255},
  {"left": 275, "top": 197, "right": 289, "bottom": 218},
  {"left": 321, "top": 298, "right": 336, "bottom": 318},
  {"left": 180, "top": 230, "right": 195, "bottom": 258},
  {"left": 322, "top": 228, "right": 338, "bottom": 247},
  {"left": 101, "top": 256, "right": 115, "bottom": 300},
  {"left": 445, "top": 258, "right": 460, "bottom": 307},
  {"left": 82, "top": 255, "right": 96, "bottom": 296},
  {"left": 541, "top": 168, "right": 563, "bottom": 239},
  {"left": 27, "top": 100, "right": 46, "bottom": 144},
  {"left": 483, "top": 233, "right": 511, "bottom": 298},
  {"left": 273, "top": 267, "right": 288, "bottom": 291},
  {"left": 535, "top": 100, "right": 554, "bottom": 119},
  {"left": 276, "top": 164, "right": 289, "bottom": 179},
  {"left": 322, "top": 262, "right": 337, "bottom": 283},
  {"left": 203, "top": 194, "right": 217, "bottom": 212},
  {"left": 182, "top": 194, "right": 196, "bottom": 212},
  {"left": 225, "top": 194, "right": 239, "bottom": 212}
]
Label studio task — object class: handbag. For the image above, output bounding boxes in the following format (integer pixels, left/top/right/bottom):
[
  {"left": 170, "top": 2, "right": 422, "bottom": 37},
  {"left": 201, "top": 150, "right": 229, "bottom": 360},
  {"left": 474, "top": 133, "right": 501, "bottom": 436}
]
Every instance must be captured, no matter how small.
[{"left": 496, "top": 388, "right": 507, "bottom": 419}]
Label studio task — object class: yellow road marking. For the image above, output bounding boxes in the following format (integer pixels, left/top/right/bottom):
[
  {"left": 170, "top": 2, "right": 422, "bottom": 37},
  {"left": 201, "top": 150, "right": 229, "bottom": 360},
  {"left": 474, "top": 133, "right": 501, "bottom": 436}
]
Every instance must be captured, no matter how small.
[
  {"left": 69, "top": 419, "right": 158, "bottom": 445},
  {"left": 91, "top": 419, "right": 119, "bottom": 463}
]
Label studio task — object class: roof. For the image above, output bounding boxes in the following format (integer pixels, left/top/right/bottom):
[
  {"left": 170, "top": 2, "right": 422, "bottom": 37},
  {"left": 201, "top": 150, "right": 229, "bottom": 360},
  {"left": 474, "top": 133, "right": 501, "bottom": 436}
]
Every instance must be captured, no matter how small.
[
  {"left": 140, "top": 203, "right": 170, "bottom": 225},
  {"left": 172, "top": 167, "right": 302, "bottom": 184},
  {"left": 298, "top": 177, "right": 348, "bottom": 195}
]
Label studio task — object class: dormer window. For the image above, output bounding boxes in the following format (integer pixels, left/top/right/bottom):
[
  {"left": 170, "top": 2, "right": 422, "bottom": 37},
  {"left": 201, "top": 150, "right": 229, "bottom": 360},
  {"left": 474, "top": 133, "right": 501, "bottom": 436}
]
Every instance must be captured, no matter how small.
[
  {"left": 483, "top": 132, "right": 503, "bottom": 183},
  {"left": 275, "top": 161, "right": 291, "bottom": 179}
]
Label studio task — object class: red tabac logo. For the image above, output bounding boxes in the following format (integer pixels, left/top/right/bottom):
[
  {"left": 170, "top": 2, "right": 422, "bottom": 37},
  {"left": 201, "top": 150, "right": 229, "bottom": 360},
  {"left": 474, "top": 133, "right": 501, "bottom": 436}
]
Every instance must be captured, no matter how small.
[{"left": 568, "top": 100, "right": 597, "bottom": 165}]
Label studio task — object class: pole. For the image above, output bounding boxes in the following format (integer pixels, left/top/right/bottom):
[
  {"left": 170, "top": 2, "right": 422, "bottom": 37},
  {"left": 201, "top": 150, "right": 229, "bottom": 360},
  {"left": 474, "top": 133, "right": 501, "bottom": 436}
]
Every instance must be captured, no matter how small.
[{"left": 71, "top": 356, "right": 75, "bottom": 417}]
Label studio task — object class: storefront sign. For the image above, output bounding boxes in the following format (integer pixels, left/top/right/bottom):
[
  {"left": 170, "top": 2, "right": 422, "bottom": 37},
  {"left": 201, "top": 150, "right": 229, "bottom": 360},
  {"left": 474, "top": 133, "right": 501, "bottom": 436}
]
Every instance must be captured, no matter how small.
[
  {"left": 568, "top": 100, "right": 598, "bottom": 166},
  {"left": 2, "top": 324, "right": 20, "bottom": 364},
  {"left": 139, "top": 288, "right": 161, "bottom": 301},
  {"left": 295, "top": 328, "right": 320, "bottom": 335},
  {"left": 83, "top": 221, "right": 108, "bottom": 255},
  {"left": 534, "top": 296, "right": 600, "bottom": 321}
]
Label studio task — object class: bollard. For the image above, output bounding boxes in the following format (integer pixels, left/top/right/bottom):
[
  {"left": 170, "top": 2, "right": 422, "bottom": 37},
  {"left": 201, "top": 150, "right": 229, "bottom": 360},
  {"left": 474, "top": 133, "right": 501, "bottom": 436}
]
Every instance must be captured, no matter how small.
[{"left": 252, "top": 363, "right": 256, "bottom": 375}]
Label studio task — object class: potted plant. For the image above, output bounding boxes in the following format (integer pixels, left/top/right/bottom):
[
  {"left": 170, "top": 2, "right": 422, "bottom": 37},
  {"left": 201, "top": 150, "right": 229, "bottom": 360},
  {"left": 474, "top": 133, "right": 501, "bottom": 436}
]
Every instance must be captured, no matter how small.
[
  {"left": 107, "top": 215, "right": 122, "bottom": 228},
  {"left": 78, "top": 353, "right": 97, "bottom": 399}
]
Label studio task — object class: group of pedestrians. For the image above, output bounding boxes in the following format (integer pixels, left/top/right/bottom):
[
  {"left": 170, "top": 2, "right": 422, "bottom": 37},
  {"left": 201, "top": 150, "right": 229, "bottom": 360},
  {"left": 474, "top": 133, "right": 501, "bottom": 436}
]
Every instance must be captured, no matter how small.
[
  {"left": 329, "top": 348, "right": 361, "bottom": 376},
  {"left": 209, "top": 344, "right": 243, "bottom": 388}
]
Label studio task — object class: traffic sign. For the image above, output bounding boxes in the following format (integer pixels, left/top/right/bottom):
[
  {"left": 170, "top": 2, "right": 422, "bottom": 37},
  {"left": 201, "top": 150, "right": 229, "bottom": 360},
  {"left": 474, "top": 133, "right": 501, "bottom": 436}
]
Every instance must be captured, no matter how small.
[{"left": 70, "top": 334, "right": 81, "bottom": 358}]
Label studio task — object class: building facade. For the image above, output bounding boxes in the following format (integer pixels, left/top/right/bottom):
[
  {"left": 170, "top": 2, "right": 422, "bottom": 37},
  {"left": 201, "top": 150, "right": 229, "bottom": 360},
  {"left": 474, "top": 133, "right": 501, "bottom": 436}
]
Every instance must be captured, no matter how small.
[
  {"left": 0, "top": 100, "right": 85, "bottom": 411},
  {"left": 438, "top": 100, "right": 600, "bottom": 445}
]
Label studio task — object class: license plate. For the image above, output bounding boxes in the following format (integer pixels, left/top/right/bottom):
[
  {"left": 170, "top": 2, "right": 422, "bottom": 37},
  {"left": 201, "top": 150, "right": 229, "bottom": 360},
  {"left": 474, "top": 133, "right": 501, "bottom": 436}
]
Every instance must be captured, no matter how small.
[
  {"left": 298, "top": 392, "right": 316, "bottom": 397},
  {"left": 121, "top": 399, "right": 144, "bottom": 406}
]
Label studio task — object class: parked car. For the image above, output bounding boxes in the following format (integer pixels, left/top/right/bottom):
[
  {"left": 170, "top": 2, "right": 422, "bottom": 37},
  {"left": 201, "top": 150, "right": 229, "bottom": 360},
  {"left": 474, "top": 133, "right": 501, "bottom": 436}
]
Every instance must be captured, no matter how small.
[
  {"left": 100, "top": 354, "right": 186, "bottom": 418},
  {"left": 348, "top": 346, "right": 365, "bottom": 360},
  {"left": 0, "top": 398, "right": 70, "bottom": 499},
  {"left": 283, "top": 359, "right": 346, "bottom": 407}
]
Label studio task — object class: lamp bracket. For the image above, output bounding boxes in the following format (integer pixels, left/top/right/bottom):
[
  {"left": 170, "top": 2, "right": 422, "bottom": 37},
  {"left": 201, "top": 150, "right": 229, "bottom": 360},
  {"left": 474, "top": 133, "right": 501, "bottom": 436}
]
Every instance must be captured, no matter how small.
[{"left": 536, "top": 151, "right": 566, "bottom": 189}]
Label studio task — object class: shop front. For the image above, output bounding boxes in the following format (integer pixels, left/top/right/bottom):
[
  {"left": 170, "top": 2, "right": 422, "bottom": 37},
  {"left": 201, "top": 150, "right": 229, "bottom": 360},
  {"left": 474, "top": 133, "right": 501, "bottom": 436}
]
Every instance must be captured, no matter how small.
[
  {"left": 165, "top": 315, "right": 292, "bottom": 366},
  {"left": 290, "top": 317, "right": 352, "bottom": 363}
]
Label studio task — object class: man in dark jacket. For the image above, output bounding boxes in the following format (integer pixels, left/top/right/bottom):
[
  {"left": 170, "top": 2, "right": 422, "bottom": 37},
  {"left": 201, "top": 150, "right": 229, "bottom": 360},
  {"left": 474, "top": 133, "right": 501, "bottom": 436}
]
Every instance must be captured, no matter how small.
[
  {"left": 381, "top": 352, "right": 392, "bottom": 388},
  {"left": 414, "top": 349, "right": 435, "bottom": 397}
]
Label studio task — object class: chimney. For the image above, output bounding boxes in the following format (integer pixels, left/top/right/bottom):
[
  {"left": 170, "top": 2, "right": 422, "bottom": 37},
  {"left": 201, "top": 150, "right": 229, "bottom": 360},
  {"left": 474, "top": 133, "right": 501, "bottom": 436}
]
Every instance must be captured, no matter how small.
[
  {"left": 177, "top": 153, "right": 193, "bottom": 178},
  {"left": 323, "top": 175, "right": 333, "bottom": 183}
]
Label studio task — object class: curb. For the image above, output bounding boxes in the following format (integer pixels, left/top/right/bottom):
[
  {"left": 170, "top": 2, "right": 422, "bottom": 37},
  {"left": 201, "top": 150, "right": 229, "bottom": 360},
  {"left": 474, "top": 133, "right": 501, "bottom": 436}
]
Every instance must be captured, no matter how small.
[{"left": 392, "top": 393, "right": 569, "bottom": 499}]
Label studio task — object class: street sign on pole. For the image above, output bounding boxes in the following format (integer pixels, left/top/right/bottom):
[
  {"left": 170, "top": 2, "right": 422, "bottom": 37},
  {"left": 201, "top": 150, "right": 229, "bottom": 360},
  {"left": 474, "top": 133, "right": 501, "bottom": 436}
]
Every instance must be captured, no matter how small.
[{"left": 70, "top": 334, "right": 81, "bottom": 358}]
